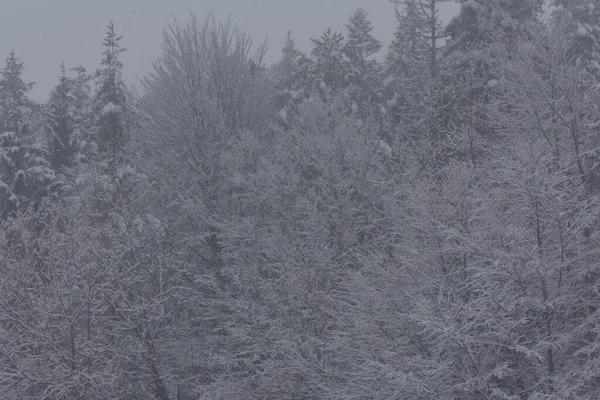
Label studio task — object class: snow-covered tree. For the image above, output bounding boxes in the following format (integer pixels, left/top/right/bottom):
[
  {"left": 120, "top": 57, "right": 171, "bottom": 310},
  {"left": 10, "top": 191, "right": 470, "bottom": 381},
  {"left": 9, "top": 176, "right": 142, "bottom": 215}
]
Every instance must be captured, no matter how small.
[
  {"left": 210, "top": 92, "right": 393, "bottom": 399},
  {"left": 389, "top": 0, "right": 452, "bottom": 80},
  {"left": 384, "top": 0, "right": 459, "bottom": 173},
  {"left": 141, "top": 12, "right": 273, "bottom": 215},
  {"left": 67, "top": 66, "right": 94, "bottom": 164},
  {"left": 438, "top": 0, "right": 543, "bottom": 166},
  {"left": 298, "top": 29, "right": 352, "bottom": 97},
  {"left": 45, "top": 64, "right": 77, "bottom": 170},
  {"left": 276, "top": 31, "right": 303, "bottom": 88},
  {"left": 92, "top": 22, "right": 134, "bottom": 177},
  {"left": 0, "top": 51, "right": 34, "bottom": 135},
  {"left": 344, "top": 8, "right": 383, "bottom": 116},
  {"left": 273, "top": 31, "right": 305, "bottom": 126},
  {"left": 552, "top": 0, "right": 600, "bottom": 80},
  {"left": 0, "top": 51, "right": 54, "bottom": 219},
  {"left": 140, "top": 13, "right": 276, "bottom": 396},
  {"left": 346, "top": 8, "right": 382, "bottom": 63}
]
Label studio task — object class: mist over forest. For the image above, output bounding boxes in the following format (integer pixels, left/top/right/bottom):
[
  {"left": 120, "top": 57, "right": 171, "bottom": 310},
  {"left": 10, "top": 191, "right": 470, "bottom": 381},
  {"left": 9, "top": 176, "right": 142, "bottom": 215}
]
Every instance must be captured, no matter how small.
[{"left": 1, "top": 0, "right": 600, "bottom": 398}]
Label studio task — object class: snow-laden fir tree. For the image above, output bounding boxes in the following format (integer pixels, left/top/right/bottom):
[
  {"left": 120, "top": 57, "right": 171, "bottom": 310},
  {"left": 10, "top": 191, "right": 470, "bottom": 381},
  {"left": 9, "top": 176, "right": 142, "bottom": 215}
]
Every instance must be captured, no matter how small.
[
  {"left": 45, "top": 64, "right": 77, "bottom": 170},
  {"left": 346, "top": 8, "right": 382, "bottom": 63},
  {"left": 0, "top": 51, "right": 54, "bottom": 220},
  {"left": 389, "top": 0, "right": 451, "bottom": 80},
  {"left": 437, "top": 0, "right": 543, "bottom": 165},
  {"left": 298, "top": 29, "right": 352, "bottom": 98},
  {"left": 445, "top": 0, "right": 543, "bottom": 52},
  {"left": 0, "top": 51, "right": 33, "bottom": 134},
  {"left": 277, "top": 31, "right": 303, "bottom": 87},
  {"left": 273, "top": 31, "right": 304, "bottom": 126},
  {"left": 344, "top": 8, "right": 383, "bottom": 115},
  {"left": 67, "top": 65, "right": 94, "bottom": 164},
  {"left": 93, "top": 21, "right": 134, "bottom": 178},
  {"left": 385, "top": 0, "right": 460, "bottom": 173}
]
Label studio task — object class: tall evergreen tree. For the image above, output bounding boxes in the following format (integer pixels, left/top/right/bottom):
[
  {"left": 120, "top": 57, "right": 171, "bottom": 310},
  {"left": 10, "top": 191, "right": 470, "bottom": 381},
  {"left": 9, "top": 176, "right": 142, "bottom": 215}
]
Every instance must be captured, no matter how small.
[
  {"left": 0, "top": 51, "right": 54, "bottom": 219},
  {"left": 45, "top": 64, "right": 77, "bottom": 170},
  {"left": 299, "top": 29, "right": 352, "bottom": 97},
  {"left": 386, "top": 3, "right": 424, "bottom": 77},
  {"left": 384, "top": 0, "right": 459, "bottom": 172},
  {"left": 0, "top": 50, "right": 32, "bottom": 135},
  {"left": 389, "top": 0, "right": 451, "bottom": 80},
  {"left": 440, "top": 0, "right": 544, "bottom": 165},
  {"left": 277, "top": 31, "right": 303, "bottom": 87},
  {"left": 93, "top": 21, "right": 132, "bottom": 177},
  {"left": 346, "top": 8, "right": 382, "bottom": 64},
  {"left": 65, "top": 66, "right": 95, "bottom": 164},
  {"left": 273, "top": 31, "right": 304, "bottom": 126},
  {"left": 445, "top": 0, "right": 543, "bottom": 52},
  {"left": 345, "top": 8, "right": 383, "bottom": 115}
]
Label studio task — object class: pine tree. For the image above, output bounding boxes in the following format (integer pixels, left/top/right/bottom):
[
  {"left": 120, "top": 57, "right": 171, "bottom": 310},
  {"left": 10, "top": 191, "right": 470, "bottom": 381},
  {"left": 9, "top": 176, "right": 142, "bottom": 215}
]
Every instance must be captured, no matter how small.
[
  {"left": 0, "top": 50, "right": 32, "bottom": 135},
  {"left": 66, "top": 66, "right": 95, "bottom": 164},
  {"left": 277, "top": 31, "right": 303, "bottom": 86},
  {"left": 386, "top": 3, "right": 424, "bottom": 76},
  {"left": 346, "top": 8, "right": 382, "bottom": 64},
  {"left": 273, "top": 31, "right": 304, "bottom": 125},
  {"left": 440, "top": 0, "right": 544, "bottom": 165},
  {"left": 93, "top": 21, "right": 132, "bottom": 177},
  {"left": 0, "top": 51, "right": 54, "bottom": 219},
  {"left": 389, "top": 0, "right": 451, "bottom": 80},
  {"left": 445, "top": 0, "right": 543, "bottom": 54},
  {"left": 299, "top": 29, "right": 352, "bottom": 97},
  {"left": 345, "top": 8, "right": 383, "bottom": 115},
  {"left": 45, "top": 64, "right": 77, "bottom": 170},
  {"left": 385, "top": 0, "right": 458, "bottom": 172}
]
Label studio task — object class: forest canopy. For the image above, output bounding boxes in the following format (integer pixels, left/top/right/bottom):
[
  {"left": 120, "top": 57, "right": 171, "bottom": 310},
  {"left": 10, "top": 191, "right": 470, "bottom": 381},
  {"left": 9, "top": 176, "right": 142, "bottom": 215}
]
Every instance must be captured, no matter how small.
[{"left": 1, "top": 1, "right": 600, "bottom": 399}]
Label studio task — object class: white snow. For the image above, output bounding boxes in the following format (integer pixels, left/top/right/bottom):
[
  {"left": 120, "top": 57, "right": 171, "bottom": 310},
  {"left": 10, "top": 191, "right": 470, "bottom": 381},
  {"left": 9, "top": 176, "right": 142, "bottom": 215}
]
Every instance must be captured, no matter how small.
[
  {"left": 146, "top": 213, "right": 162, "bottom": 229},
  {"left": 577, "top": 25, "right": 589, "bottom": 36},
  {"left": 377, "top": 140, "right": 393, "bottom": 158},
  {"left": 101, "top": 102, "right": 121, "bottom": 115},
  {"left": 279, "top": 109, "right": 288, "bottom": 122}
]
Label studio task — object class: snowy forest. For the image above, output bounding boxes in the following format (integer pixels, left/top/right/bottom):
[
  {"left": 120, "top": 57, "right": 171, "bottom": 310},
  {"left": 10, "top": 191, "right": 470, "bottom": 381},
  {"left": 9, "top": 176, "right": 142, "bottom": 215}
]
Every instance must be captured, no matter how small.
[{"left": 1, "top": 0, "right": 600, "bottom": 398}]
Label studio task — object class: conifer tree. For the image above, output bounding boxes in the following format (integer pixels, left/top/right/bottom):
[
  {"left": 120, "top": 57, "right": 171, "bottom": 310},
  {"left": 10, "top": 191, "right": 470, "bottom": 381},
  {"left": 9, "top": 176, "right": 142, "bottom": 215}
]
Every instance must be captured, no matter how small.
[
  {"left": 0, "top": 50, "right": 32, "bottom": 135},
  {"left": 385, "top": 0, "right": 458, "bottom": 171},
  {"left": 389, "top": 0, "right": 451, "bottom": 80},
  {"left": 299, "top": 29, "right": 352, "bottom": 97},
  {"left": 386, "top": 3, "right": 423, "bottom": 77},
  {"left": 0, "top": 51, "right": 54, "bottom": 219},
  {"left": 45, "top": 64, "right": 76, "bottom": 170},
  {"left": 93, "top": 21, "right": 132, "bottom": 177},
  {"left": 274, "top": 31, "right": 304, "bottom": 125},
  {"left": 277, "top": 31, "right": 303, "bottom": 86},
  {"left": 345, "top": 8, "right": 383, "bottom": 115},
  {"left": 346, "top": 8, "right": 382, "bottom": 65},
  {"left": 65, "top": 66, "right": 95, "bottom": 164},
  {"left": 441, "top": 0, "right": 543, "bottom": 165}
]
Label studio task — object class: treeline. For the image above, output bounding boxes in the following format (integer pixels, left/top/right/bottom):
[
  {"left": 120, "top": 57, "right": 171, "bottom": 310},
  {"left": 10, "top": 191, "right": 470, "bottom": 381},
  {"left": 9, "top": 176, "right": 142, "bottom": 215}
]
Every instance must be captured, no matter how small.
[{"left": 1, "top": 1, "right": 600, "bottom": 398}]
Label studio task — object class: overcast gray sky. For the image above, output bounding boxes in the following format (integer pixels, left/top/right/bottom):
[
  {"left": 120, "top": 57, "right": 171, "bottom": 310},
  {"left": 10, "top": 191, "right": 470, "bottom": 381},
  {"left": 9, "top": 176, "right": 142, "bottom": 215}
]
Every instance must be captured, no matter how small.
[{"left": 0, "top": 0, "right": 459, "bottom": 102}]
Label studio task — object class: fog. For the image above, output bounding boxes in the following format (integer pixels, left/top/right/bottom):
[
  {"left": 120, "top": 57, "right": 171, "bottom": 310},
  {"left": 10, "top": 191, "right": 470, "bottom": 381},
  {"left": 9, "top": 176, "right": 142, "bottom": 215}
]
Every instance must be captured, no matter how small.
[{"left": 0, "top": 0, "right": 459, "bottom": 102}]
